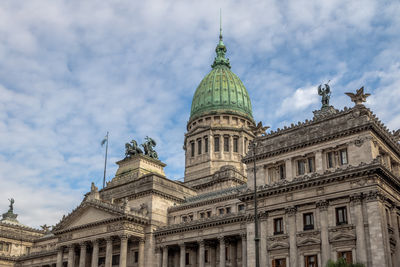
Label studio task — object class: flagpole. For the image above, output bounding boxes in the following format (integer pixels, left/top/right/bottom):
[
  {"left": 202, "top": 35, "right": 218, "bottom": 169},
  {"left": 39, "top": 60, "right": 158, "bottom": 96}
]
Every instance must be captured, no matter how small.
[{"left": 103, "top": 131, "right": 109, "bottom": 189}]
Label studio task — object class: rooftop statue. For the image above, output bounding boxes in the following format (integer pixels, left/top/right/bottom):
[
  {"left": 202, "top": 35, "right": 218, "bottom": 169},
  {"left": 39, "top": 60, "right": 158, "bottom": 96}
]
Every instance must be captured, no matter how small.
[
  {"left": 250, "top": 121, "right": 270, "bottom": 137},
  {"left": 8, "top": 198, "right": 14, "bottom": 213},
  {"left": 141, "top": 136, "right": 158, "bottom": 159},
  {"left": 345, "top": 86, "right": 371, "bottom": 106},
  {"left": 393, "top": 129, "right": 400, "bottom": 142},
  {"left": 40, "top": 224, "right": 52, "bottom": 233},
  {"left": 318, "top": 82, "right": 331, "bottom": 108},
  {"left": 125, "top": 139, "right": 143, "bottom": 158}
]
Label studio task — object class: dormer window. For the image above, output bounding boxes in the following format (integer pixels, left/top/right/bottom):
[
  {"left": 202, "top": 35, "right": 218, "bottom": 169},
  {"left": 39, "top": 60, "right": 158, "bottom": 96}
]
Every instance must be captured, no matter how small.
[{"left": 339, "top": 149, "right": 348, "bottom": 165}]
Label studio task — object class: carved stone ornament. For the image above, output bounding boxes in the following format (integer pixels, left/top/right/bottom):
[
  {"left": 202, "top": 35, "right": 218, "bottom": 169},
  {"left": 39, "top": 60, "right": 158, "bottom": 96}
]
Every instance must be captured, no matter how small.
[
  {"left": 354, "top": 138, "right": 364, "bottom": 147},
  {"left": 393, "top": 129, "right": 400, "bottom": 142},
  {"left": 316, "top": 200, "right": 329, "bottom": 211},
  {"left": 249, "top": 121, "right": 270, "bottom": 137},
  {"left": 350, "top": 194, "right": 363, "bottom": 205},
  {"left": 286, "top": 206, "right": 297, "bottom": 216},
  {"left": 345, "top": 86, "right": 371, "bottom": 106}
]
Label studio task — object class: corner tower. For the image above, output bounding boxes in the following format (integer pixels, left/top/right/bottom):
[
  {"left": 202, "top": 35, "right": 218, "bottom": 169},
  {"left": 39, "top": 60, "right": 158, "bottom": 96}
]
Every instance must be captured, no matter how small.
[{"left": 184, "top": 30, "right": 255, "bottom": 192}]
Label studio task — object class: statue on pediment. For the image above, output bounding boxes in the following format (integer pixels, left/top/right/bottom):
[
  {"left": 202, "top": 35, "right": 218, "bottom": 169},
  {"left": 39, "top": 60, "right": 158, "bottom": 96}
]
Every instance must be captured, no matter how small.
[
  {"left": 318, "top": 82, "right": 331, "bottom": 108},
  {"left": 125, "top": 139, "right": 143, "bottom": 158},
  {"left": 141, "top": 136, "right": 158, "bottom": 159},
  {"left": 8, "top": 198, "right": 14, "bottom": 213},
  {"left": 40, "top": 224, "right": 52, "bottom": 233}
]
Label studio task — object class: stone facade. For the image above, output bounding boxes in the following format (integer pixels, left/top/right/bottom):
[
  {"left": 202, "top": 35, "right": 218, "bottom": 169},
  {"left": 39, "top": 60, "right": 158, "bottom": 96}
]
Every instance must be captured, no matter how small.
[{"left": 1, "top": 34, "right": 400, "bottom": 267}]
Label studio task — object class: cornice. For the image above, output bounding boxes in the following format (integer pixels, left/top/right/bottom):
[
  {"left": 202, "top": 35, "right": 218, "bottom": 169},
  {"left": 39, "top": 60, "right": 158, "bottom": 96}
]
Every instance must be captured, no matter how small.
[
  {"left": 16, "top": 249, "right": 57, "bottom": 261},
  {"left": 239, "top": 161, "right": 400, "bottom": 202},
  {"left": 155, "top": 214, "right": 245, "bottom": 236},
  {"left": 186, "top": 125, "right": 254, "bottom": 138},
  {"left": 0, "top": 221, "right": 43, "bottom": 234}
]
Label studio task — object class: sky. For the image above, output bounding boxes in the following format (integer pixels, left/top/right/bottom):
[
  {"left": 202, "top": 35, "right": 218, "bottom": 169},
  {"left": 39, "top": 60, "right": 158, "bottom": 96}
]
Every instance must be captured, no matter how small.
[{"left": 0, "top": 0, "right": 400, "bottom": 228}]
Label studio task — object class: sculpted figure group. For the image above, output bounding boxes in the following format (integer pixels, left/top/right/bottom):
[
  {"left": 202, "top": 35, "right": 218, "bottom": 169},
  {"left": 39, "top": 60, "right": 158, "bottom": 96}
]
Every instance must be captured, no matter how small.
[{"left": 125, "top": 136, "right": 158, "bottom": 159}]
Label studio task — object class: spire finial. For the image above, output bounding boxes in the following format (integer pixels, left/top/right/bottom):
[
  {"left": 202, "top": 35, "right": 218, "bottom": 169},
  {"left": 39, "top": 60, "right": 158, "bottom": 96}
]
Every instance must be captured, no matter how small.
[
  {"left": 219, "top": 8, "right": 222, "bottom": 41},
  {"left": 211, "top": 9, "right": 231, "bottom": 69}
]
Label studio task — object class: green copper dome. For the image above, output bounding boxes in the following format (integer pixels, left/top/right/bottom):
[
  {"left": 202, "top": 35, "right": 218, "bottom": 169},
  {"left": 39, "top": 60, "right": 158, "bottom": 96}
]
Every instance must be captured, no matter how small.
[{"left": 189, "top": 33, "right": 253, "bottom": 122}]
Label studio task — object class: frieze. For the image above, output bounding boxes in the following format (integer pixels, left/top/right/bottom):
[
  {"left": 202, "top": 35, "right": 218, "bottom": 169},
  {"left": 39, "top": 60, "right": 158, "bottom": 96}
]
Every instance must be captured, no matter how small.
[
  {"left": 328, "top": 225, "right": 356, "bottom": 243},
  {"left": 267, "top": 234, "right": 289, "bottom": 251}
]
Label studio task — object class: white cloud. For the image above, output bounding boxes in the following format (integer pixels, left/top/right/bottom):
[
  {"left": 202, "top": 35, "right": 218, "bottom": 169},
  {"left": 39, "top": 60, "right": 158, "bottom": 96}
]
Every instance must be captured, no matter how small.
[{"left": 0, "top": 0, "right": 399, "bottom": 228}]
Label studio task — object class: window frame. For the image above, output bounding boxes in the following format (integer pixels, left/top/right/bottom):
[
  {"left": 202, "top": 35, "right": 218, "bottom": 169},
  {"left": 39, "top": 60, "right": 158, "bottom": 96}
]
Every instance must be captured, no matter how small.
[
  {"left": 305, "top": 255, "right": 318, "bottom": 267},
  {"left": 274, "top": 217, "right": 284, "bottom": 235},
  {"left": 214, "top": 136, "right": 220, "bottom": 152},
  {"left": 303, "top": 212, "right": 314, "bottom": 230},
  {"left": 339, "top": 149, "right": 348, "bottom": 165},
  {"left": 190, "top": 141, "right": 195, "bottom": 157},
  {"left": 204, "top": 137, "right": 208, "bottom": 153},
  {"left": 223, "top": 136, "right": 229, "bottom": 152},
  {"left": 197, "top": 139, "right": 202, "bottom": 155},
  {"left": 336, "top": 206, "right": 348, "bottom": 225},
  {"left": 337, "top": 251, "right": 353, "bottom": 264},
  {"left": 233, "top": 137, "right": 239, "bottom": 153}
]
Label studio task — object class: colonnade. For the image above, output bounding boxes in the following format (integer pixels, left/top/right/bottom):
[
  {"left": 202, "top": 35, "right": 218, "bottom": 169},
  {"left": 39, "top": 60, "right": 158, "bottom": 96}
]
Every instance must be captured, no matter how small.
[
  {"left": 56, "top": 235, "right": 145, "bottom": 267},
  {"left": 156, "top": 235, "right": 246, "bottom": 267}
]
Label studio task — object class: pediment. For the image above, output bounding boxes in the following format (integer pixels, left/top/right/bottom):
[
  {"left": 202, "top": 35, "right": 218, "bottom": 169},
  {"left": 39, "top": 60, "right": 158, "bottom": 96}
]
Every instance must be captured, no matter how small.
[
  {"left": 66, "top": 207, "right": 117, "bottom": 229},
  {"left": 330, "top": 233, "right": 356, "bottom": 242},
  {"left": 297, "top": 237, "right": 321, "bottom": 246},
  {"left": 54, "top": 200, "right": 125, "bottom": 232},
  {"left": 268, "top": 242, "right": 289, "bottom": 250}
]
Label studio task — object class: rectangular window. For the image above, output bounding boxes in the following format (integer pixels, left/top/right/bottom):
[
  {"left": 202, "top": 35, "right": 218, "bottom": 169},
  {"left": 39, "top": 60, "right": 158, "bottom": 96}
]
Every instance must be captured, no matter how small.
[
  {"left": 191, "top": 142, "right": 195, "bottom": 157},
  {"left": 219, "top": 208, "right": 224, "bottom": 215},
  {"left": 386, "top": 209, "right": 391, "bottom": 226},
  {"left": 189, "top": 214, "right": 193, "bottom": 221},
  {"left": 305, "top": 255, "right": 318, "bottom": 267},
  {"left": 207, "top": 211, "right": 212, "bottom": 217},
  {"left": 200, "top": 212, "right": 205, "bottom": 219},
  {"left": 224, "top": 136, "right": 229, "bottom": 152},
  {"left": 340, "top": 149, "right": 348, "bottom": 165},
  {"left": 214, "top": 136, "right": 220, "bottom": 152},
  {"left": 273, "top": 258, "right": 287, "bottom": 267},
  {"left": 336, "top": 206, "right": 348, "bottom": 225},
  {"left": 327, "top": 152, "right": 334, "bottom": 168},
  {"left": 233, "top": 137, "right": 239, "bottom": 152},
  {"left": 26, "top": 247, "right": 31, "bottom": 254},
  {"left": 238, "top": 204, "right": 245, "bottom": 212},
  {"left": 205, "top": 249, "right": 209, "bottom": 263},
  {"left": 134, "top": 251, "right": 139, "bottom": 263},
  {"left": 279, "top": 164, "right": 286, "bottom": 180},
  {"left": 274, "top": 218, "right": 284, "bottom": 235},
  {"left": 303, "top": 213, "right": 314, "bottom": 230},
  {"left": 185, "top": 252, "right": 190, "bottom": 265},
  {"left": 182, "top": 216, "right": 187, "bottom": 222},
  {"left": 198, "top": 140, "right": 202, "bottom": 155},
  {"left": 112, "top": 255, "right": 120, "bottom": 265},
  {"left": 298, "top": 160, "right": 306, "bottom": 175},
  {"left": 225, "top": 247, "right": 229, "bottom": 260},
  {"left": 337, "top": 251, "right": 353, "bottom": 264},
  {"left": 205, "top": 137, "right": 208, "bottom": 153},
  {"left": 226, "top": 207, "right": 231, "bottom": 214},
  {"left": 308, "top": 157, "right": 315, "bottom": 172}
]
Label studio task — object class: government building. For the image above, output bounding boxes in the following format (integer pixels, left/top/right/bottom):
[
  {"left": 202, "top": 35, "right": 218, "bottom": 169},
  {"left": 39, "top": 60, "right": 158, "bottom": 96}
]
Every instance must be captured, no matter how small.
[{"left": 1, "top": 31, "right": 400, "bottom": 267}]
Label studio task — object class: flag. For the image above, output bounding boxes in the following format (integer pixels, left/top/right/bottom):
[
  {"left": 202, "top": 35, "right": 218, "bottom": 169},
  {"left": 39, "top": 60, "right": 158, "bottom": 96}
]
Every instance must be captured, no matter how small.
[{"left": 101, "top": 134, "right": 108, "bottom": 146}]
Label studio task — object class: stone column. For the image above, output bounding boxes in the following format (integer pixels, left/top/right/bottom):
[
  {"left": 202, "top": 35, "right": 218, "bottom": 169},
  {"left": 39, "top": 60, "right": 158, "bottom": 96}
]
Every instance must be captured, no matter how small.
[
  {"left": 91, "top": 240, "right": 99, "bottom": 267},
  {"left": 79, "top": 242, "right": 87, "bottom": 267},
  {"left": 56, "top": 247, "right": 63, "bottom": 267},
  {"left": 287, "top": 207, "right": 297, "bottom": 267},
  {"left": 162, "top": 246, "right": 168, "bottom": 267},
  {"left": 119, "top": 235, "right": 129, "bottom": 267},
  {"left": 260, "top": 215, "right": 268, "bottom": 266},
  {"left": 229, "top": 240, "right": 237, "bottom": 267},
  {"left": 317, "top": 200, "right": 330, "bottom": 266},
  {"left": 199, "top": 240, "right": 205, "bottom": 267},
  {"left": 156, "top": 246, "right": 162, "bottom": 267},
  {"left": 138, "top": 238, "right": 145, "bottom": 267},
  {"left": 366, "top": 193, "right": 388, "bottom": 266},
  {"left": 210, "top": 245, "right": 217, "bottom": 267},
  {"left": 315, "top": 150, "right": 323, "bottom": 174},
  {"left": 180, "top": 243, "right": 186, "bottom": 267},
  {"left": 350, "top": 194, "right": 367, "bottom": 264},
  {"left": 391, "top": 206, "right": 400, "bottom": 266},
  {"left": 241, "top": 234, "right": 247, "bottom": 267},
  {"left": 105, "top": 237, "right": 113, "bottom": 267},
  {"left": 67, "top": 245, "right": 75, "bottom": 267},
  {"left": 285, "top": 158, "right": 293, "bottom": 181},
  {"left": 219, "top": 237, "right": 226, "bottom": 267}
]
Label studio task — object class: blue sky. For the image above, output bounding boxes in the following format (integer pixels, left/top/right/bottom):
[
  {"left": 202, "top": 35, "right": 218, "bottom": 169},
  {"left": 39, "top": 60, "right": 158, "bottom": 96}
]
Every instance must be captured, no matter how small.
[{"left": 0, "top": 0, "right": 400, "bottom": 227}]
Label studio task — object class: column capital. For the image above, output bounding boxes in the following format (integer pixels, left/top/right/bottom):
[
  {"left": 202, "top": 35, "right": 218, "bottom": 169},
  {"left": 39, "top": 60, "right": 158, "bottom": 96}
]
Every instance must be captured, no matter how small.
[
  {"left": 316, "top": 200, "right": 329, "bottom": 211},
  {"left": 286, "top": 206, "right": 297, "bottom": 216},
  {"left": 79, "top": 242, "right": 87, "bottom": 248},
  {"left": 350, "top": 193, "right": 363, "bottom": 205},
  {"left": 67, "top": 244, "right": 75, "bottom": 249},
  {"left": 138, "top": 238, "right": 145, "bottom": 244},
  {"left": 178, "top": 242, "right": 185, "bottom": 248},
  {"left": 105, "top": 236, "right": 113, "bottom": 243},
  {"left": 119, "top": 234, "right": 130, "bottom": 241},
  {"left": 218, "top": 236, "right": 225, "bottom": 243},
  {"left": 240, "top": 233, "right": 247, "bottom": 240},
  {"left": 198, "top": 240, "right": 205, "bottom": 247},
  {"left": 91, "top": 239, "right": 99, "bottom": 245}
]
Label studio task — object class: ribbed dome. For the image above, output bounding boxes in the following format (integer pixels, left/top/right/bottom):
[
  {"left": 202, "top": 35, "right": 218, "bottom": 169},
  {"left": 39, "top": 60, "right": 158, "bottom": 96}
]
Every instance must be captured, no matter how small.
[{"left": 189, "top": 35, "right": 253, "bottom": 122}]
